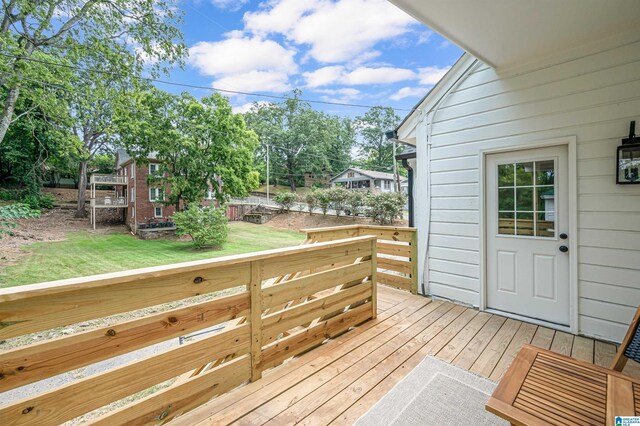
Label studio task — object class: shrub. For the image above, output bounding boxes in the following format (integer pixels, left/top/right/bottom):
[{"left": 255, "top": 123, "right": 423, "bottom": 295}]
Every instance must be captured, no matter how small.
[
  {"left": 326, "top": 187, "right": 350, "bottom": 217},
  {"left": 346, "top": 191, "right": 366, "bottom": 217},
  {"left": 315, "top": 189, "right": 331, "bottom": 215},
  {"left": 21, "top": 193, "right": 55, "bottom": 210},
  {"left": 365, "top": 192, "right": 406, "bottom": 225},
  {"left": 305, "top": 192, "right": 318, "bottom": 215},
  {"left": 0, "top": 203, "right": 41, "bottom": 237},
  {"left": 274, "top": 191, "right": 298, "bottom": 212},
  {"left": 0, "top": 189, "right": 17, "bottom": 201},
  {"left": 173, "top": 205, "right": 229, "bottom": 249}
]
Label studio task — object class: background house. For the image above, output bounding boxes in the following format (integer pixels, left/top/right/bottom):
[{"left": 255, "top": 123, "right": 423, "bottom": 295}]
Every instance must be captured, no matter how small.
[
  {"left": 391, "top": 0, "right": 640, "bottom": 342},
  {"left": 303, "top": 171, "right": 329, "bottom": 188},
  {"left": 330, "top": 168, "right": 397, "bottom": 192}
]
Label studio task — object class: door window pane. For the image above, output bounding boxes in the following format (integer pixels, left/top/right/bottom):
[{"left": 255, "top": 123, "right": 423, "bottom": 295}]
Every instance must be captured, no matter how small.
[
  {"left": 516, "top": 212, "right": 534, "bottom": 236},
  {"left": 498, "top": 188, "right": 515, "bottom": 210},
  {"left": 515, "top": 162, "right": 534, "bottom": 186},
  {"left": 498, "top": 212, "right": 515, "bottom": 235},
  {"left": 498, "top": 164, "right": 515, "bottom": 187},
  {"left": 497, "top": 159, "right": 556, "bottom": 238},
  {"left": 516, "top": 187, "right": 534, "bottom": 211}
]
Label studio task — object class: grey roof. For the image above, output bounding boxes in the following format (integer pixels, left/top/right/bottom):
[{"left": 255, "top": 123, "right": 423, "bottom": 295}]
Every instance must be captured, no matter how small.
[
  {"left": 115, "top": 149, "right": 158, "bottom": 168},
  {"left": 330, "top": 167, "right": 396, "bottom": 182}
]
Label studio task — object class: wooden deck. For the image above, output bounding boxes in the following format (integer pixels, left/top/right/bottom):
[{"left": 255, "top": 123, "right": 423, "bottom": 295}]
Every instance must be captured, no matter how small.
[{"left": 172, "top": 285, "right": 640, "bottom": 425}]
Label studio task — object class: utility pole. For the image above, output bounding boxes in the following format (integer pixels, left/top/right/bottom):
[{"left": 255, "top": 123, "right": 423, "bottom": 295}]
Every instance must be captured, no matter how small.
[{"left": 266, "top": 144, "right": 270, "bottom": 203}]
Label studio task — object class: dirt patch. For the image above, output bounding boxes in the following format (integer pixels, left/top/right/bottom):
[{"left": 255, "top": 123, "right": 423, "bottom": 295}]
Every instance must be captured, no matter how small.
[
  {"left": 0, "top": 208, "right": 126, "bottom": 268},
  {"left": 43, "top": 187, "right": 113, "bottom": 204},
  {"left": 265, "top": 211, "right": 407, "bottom": 231}
]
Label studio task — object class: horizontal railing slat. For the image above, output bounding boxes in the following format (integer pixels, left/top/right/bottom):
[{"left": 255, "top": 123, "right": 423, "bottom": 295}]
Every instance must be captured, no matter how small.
[
  {"left": 377, "top": 271, "right": 412, "bottom": 290},
  {"left": 260, "top": 303, "right": 373, "bottom": 371},
  {"left": 377, "top": 256, "right": 412, "bottom": 275},
  {"left": 90, "top": 355, "right": 251, "bottom": 426},
  {"left": 261, "top": 282, "right": 372, "bottom": 345},
  {"left": 377, "top": 241, "right": 412, "bottom": 257},
  {"left": 0, "top": 292, "right": 250, "bottom": 393},
  {"left": 262, "top": 261, "right": 372, "bottom": 310},
  {"left": 0, "top": 325, "right": 250, "bottom": 426}
]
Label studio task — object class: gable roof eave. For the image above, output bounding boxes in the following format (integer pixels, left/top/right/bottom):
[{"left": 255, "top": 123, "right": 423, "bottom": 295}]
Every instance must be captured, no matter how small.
[{"left": 396, "top": 53, "right": 478, "bottom": 144}]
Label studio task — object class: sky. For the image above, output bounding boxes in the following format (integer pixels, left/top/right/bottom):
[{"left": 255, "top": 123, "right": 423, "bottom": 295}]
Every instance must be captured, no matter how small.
[{"left": 163, "top": 0, "right": 462, "bottom": 119}]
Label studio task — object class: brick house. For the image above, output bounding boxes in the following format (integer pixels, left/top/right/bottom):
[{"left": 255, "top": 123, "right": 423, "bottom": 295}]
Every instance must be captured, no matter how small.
[{"left": 114, "top": 149, "right": 216, "bottom": 231}]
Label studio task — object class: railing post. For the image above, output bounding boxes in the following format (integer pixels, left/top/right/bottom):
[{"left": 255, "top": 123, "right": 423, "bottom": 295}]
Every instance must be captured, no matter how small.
[
  {"left": 370, "top": 238, "right": 377, "bottom": 320},
  {"left": 410, "top": 230, "right": 418, "bottom": 295},
  {"left": 249, "top": 260, "right": 263, "bottom": 381}
]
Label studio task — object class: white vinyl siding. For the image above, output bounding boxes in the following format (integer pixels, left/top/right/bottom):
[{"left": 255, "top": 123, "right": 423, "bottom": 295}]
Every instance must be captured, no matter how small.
[{"left": 418, "top": 38, "right": 640, "bottom": 342}]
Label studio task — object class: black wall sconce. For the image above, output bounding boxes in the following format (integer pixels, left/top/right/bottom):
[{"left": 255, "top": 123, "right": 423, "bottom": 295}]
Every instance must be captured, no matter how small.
[{"left": 617, "top": 121, "right": 640, "bottom": 184}]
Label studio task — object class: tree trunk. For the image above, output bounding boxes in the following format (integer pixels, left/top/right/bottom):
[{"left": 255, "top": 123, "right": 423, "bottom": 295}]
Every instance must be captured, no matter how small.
[
  {"left": 287, "top": 158, "right": 296, "bottom": 192},
  {"left": 76, "top": 161, "right": 88, "bottom": 218},
  {"left": 0, "top": 85, "right": 20, "bottom": 145}
]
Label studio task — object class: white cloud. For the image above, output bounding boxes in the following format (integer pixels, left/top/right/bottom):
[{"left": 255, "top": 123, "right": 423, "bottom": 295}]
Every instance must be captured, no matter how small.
[
  {"left": 390, "top": 86, "right": 426, "bottom": 101},
  {"left": 314, "top": 87, "right": 361, "bottom": 103},
  {"left": 303, "top": 66, "right": 345, "bottom": 88},
  {"left": 214, "top": 70, "right": 292, "bottom": 93},
  {"left": 244, "top": 0, "right": 418, "bottom": 63},
  {"left": 211, "top": 0, "right": 249, "bottom": 11},
  {"left": 304, "top": 65, "right": 416, "bottom": 87},
  {"left": 189, "top": 36, "right": 297, "bottom": 77},
  {"left": 233, "top": 100, "right": 270, "bottom": 114},
  {"left": 418, "top": 66, "right": 450, "bottom": 85}
]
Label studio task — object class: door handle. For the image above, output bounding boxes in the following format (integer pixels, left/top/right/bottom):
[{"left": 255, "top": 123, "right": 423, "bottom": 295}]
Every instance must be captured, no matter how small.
[{"left": 559, "top": 245, "right": 568, "bottom": 253}]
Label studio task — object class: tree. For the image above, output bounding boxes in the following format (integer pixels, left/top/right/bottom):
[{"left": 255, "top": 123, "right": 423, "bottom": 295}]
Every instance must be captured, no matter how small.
[
  {"left": 120, "top": 89, "right": 260, "bottom": 210},
  {"left": 0, "top": 0, "right": 186, "bottom": 145},
  {"left": 173, "top": 205, "right": 228, "bottom": 249},
  {"left": 274, "top": 191, "right": 297, "bottom": 213},
  {"left": 245, "top": 90, "right": 355, "bottom": 192},
  {"left": 326, "top": 187, "right": 350, "bottom": 217},
  {"left": 354, "top": 106, "right": 401, "bottom": 171}
]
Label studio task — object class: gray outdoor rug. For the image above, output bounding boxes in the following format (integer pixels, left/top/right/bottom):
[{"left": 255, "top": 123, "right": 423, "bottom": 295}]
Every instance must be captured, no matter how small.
[{"left": 356, "top": 356, "right": 508, "bottom": 426}]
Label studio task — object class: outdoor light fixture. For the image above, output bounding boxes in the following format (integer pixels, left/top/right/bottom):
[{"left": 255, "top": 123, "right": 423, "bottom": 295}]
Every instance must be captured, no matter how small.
[{"left": 617, "top": 121, "right": 640, "bottom": 184}]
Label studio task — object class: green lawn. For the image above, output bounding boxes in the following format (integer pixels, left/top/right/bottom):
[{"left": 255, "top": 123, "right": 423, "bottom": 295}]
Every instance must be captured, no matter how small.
[{"left": 0, "top": 222, "right": 305, "bottom": 287}]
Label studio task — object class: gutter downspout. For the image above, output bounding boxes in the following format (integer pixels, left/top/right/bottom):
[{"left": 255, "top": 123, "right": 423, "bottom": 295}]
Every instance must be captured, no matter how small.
[
  {"left": 420, "top": 58, "right": 480, "bottom": 296},
  {"left": 401, "top": 158, "right": 414, "bottom": 227}
]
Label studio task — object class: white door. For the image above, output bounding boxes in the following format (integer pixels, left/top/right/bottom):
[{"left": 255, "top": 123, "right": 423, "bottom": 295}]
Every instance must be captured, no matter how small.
[{"left": 486, "top": 146, "right": 570, "bottom": 326}]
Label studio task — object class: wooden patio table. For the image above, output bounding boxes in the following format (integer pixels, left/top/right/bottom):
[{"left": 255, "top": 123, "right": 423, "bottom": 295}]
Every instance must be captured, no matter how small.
[{"left": 486, "top": 344, "right": 640, "bottom": 426}]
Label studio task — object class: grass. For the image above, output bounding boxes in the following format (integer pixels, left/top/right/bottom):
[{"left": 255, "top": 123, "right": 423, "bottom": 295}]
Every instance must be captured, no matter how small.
[{"left": 0, "top": 222, "right": 306, "bottom": 287}]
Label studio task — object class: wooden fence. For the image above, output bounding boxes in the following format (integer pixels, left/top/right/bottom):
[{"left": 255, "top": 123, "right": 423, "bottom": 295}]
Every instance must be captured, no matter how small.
[
  {"left": 302, "top": 225, "right": 418, "bottom": 294},
  {"left": 0, "top": 236, "right": 376, "bottom": 425}
]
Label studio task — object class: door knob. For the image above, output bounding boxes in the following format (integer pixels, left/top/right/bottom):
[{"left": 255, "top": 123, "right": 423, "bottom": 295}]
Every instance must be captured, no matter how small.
[
  {"left": 559, "top": 233, "right": 568, "bottom": 239},
  {"left": 559, "top": 245, "right": 568, "bottom": 253}
]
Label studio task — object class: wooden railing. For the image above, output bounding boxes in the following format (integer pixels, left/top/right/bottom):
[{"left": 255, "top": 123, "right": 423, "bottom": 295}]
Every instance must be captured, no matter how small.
[
  {"left": 303, "top": 225, "right": 417, "bottom": 294},
  {"left": 0, "top": 236, "right": 376, "bottom": 425}
]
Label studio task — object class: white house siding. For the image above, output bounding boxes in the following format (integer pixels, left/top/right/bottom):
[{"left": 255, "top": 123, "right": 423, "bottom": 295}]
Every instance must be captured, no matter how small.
[{"left": 420, "top": 39, "right": 640, "bottom": 342}]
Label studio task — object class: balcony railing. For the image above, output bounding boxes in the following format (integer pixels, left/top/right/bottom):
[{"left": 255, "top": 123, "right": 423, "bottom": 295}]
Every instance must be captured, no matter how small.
[
  {"left": 0, "top": 236, "right": 376, "bottom": 425},
  {"left": 302, "top": 225, "right": 418, "bottom": 294},
  {"left": 90, "top": 196, "right": 128, "bottom": 207},
  {"left": 90, "top": 174, "right": 128, "bottom": 185}
]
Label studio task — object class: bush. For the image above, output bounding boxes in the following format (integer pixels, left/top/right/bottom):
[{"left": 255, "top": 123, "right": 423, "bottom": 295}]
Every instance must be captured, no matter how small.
[
  {"left": 0, "top": 203, "right": 41, "bottom": 237},
  {"left": 0, "top": 189, "right": 18, "bottom": 201},
  {"left": 305, "top": 192, "right": 318, "bottom": 215},
  {"left": 21, "top": 193, "right": 55, "bottom": 210},
  {"left": 365, "top": 192, "right": 406, "bottom": 225},
  {"left": 173, "top": 205, "right": 229, "bottom": 249},
  {"left": 274, "top": 191, "right": 297, "bottom": 212},
  {"left": 326, "top": 187, "right": 350, "bottom": 217},
  {"left": 345, "top": 191, "right": 366, "bottom": 217},
  {"left": 315, "top": 189, "right": 331, "bottom": 215}
]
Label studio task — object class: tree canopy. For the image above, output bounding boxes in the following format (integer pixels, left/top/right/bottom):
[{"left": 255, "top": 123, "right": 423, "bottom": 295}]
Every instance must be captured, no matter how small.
[
  {"left": 244, "top": 90, "right": 356, "bottom": 192},
  {"left": 119, "top": 88, "right": 259, "bottom": 208},
  {"left": 354, "top": 106, "right": 401, "bottom": 172}
]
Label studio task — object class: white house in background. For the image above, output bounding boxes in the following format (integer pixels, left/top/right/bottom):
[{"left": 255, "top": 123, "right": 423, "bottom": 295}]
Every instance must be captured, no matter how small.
[
  {"left": 400, "top": 178, "right": 409, "bottom": 195},
  {"left": 330, "top": 168, "right": 397, "bottom": 192},
  {"left": 390, "top": 0, "right": 640, "bottom": 342}
]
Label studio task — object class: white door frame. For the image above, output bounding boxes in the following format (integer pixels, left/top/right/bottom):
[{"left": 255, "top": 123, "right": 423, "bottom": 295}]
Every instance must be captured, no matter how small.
[{"left": 478, "top": 136, "right": 578, "bottom": 334}]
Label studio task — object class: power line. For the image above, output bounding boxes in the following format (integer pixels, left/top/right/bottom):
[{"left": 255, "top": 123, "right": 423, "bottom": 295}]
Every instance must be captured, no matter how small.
[{"left": 0, "top": 52, "right": 414, "bottom": 112}]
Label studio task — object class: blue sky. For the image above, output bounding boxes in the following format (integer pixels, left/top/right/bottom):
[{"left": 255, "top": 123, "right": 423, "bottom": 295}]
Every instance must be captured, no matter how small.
[{"left": 163, "top": 0, "right": 462, "bottom": 118}]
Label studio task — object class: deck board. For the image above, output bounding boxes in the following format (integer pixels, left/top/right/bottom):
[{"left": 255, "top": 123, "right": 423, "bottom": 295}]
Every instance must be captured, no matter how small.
[{"left": 170, "top": 285, "right": 635, "bottom": 426}]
